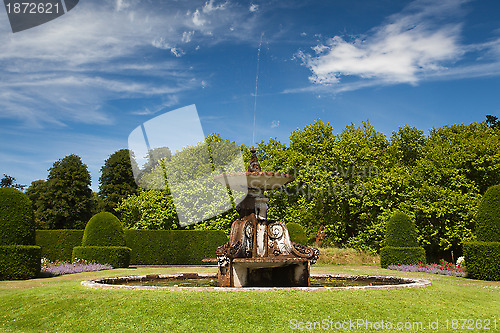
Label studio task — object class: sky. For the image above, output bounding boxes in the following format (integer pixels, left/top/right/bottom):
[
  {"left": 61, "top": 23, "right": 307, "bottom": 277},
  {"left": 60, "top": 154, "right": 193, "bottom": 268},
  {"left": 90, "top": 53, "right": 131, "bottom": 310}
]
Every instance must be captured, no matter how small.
[{"left": 1, "top": 0, "right": 499, "bottom": 191}]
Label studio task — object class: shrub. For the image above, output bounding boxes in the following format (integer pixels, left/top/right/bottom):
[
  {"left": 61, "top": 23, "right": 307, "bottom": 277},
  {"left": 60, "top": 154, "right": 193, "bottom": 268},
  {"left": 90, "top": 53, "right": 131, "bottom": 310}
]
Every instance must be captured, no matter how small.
[
  {"left": 74, "top": 212, "right": 130, "bottom": 268},
  {"left": 380, "top": 212, "right": 425, "bottom": 268},
  {"left": 474, "top": 184, "right": 500, "bottom": 242},
  {"left": 463, "top": 185, "right": 500, "bottom": 281},
  {"left": 380, "top": 247, "right": 426, "bottom": 268},
  {"left": 82, "top": 212, "right": 126, "bottom": 246},
  {"left": 464, "top": 242, "right": 500, "bottom": 281},
  {"left": 72, "top": 246, "right": 131, "bottom": 268},
  {"left": 286, "top": 222, "right": 307, "bottom": 245},
  {"left": 0, "top": 188, "right": 40, "bottom": 279},
  {"left": 0, "top": 245, "right": 41, "bottom": 280},
  {"left": 36, "top": 230, "right": 84, "bottom": 262},
  {"left": 384, "top": 211, "right": 419, "bottom": 247},
  {"left": 0, "top": 187, "right": 36, "bottom": 246},
  {"left": 124, "top": 230, "right": 228, "bottom": 265}
]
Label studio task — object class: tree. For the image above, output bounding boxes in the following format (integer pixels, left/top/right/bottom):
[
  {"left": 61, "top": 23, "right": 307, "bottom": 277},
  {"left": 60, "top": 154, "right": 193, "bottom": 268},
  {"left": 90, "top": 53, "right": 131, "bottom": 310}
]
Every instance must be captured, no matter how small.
[
  {"left": 27, "top": 154, "right": 93, "bottom": 229},
  {"left": 0, "top": 174, "right": 26, "bottom": 190},
  {"left": 98, "top": 149, "right": 139, "bottom": 215},
  {"left": 486, "top": 115, "right": 499, "bottom": 129}
]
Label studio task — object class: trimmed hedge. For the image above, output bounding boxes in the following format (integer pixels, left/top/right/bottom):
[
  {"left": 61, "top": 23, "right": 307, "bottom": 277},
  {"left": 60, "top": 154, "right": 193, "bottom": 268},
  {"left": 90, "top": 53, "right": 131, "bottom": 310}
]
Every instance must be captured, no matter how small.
[
  {"left": 286, "top": 222, "right": 307, "bottom": 245},
  {"left": 72, "top": 246, "right": 131, "bottom": 268},
  {"left": 124, "top": 230, "right": 228, "bottom": 265},
  {"left": 37, "top": 229, "right": 228, "bottom": 265},
  {"left": 0, "top": 245, "right": 41, "bottom": 280},
  {"left": 0, "top": 187, "right": 36, "bottom": 246},
  {"left": 82, "top": 212, "right": 126, "bottom": 246},
  {"left": 385, "top": 211, "right": 419, "bottom": 247},
  {"left": 380, "top": 246, "right": 426, "bottom": 268},
  {"left": 463, "top": 242, "right": 500, "bottom": 281},
  {"left": 474, "top": 184, "right": 500, "bottom": 242},
  {"left": 36, "top": 230, "right": 84, "bottom": 262}
]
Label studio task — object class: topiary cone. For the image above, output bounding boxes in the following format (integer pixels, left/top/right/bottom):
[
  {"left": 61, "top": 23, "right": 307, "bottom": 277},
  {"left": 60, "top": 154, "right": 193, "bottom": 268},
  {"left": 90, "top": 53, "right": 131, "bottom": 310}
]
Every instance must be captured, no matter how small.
[{"left": 385, "top": 211, "right": 419, "bottom": 247}]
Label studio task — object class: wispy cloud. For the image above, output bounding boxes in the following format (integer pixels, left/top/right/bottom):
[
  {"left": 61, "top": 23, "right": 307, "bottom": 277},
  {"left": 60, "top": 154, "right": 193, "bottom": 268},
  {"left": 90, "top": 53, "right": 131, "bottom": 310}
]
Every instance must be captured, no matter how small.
[
  {"left": 0, "top": 0, "right": 263, "bottom": 128},
  {"left": 249, "top": 4, "right": 259, "bottom": 12},
  {"left": 296, "top": 0, "right": 500, "bottom": 93}
]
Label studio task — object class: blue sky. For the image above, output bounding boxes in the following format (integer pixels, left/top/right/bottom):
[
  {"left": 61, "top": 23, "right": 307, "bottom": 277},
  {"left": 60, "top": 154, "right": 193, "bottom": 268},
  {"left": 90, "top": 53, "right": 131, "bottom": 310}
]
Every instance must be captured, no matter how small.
[{"left": 1, "top": 0, "right": 499, "bottom": 191}]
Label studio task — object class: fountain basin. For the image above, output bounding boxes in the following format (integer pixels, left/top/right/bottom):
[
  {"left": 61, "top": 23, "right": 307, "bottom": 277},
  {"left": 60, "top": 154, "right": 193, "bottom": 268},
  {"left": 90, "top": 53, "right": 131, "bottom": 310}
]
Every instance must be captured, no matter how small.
[{"left": 81, "top": 273, "right": 431, "bottom": 291}]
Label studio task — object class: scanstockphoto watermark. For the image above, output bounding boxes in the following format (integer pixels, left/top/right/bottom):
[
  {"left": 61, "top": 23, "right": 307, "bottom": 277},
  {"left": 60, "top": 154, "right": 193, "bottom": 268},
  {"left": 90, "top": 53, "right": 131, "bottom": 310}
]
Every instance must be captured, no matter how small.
[
  {"left": 290, "top": 318, "right": 498, "bottom": 330},
  {"left": 290, "top": 318, "right": 425, "bottom": 331}
]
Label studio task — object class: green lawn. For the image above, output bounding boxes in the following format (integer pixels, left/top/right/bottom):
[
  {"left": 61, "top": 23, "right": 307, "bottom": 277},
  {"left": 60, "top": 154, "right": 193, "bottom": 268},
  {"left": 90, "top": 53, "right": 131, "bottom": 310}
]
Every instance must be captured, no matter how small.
[{"left": 1, "top": 265, "right": 499, "bottom": 332}]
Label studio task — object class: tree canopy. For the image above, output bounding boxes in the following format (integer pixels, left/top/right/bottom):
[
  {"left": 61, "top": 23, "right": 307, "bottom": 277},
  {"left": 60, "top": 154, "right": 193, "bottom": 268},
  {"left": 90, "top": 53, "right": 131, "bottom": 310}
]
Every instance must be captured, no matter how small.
[
  {"left": 27, "top": 154, "right": 93, "bottom": 229},
  {"left": 98, "top": 149, "right": 138, "bottom": 215}
]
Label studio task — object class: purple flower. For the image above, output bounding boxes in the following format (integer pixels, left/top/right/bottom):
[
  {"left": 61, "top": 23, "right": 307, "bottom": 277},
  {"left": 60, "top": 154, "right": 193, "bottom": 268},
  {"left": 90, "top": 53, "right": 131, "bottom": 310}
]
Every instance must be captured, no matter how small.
[{"left": 40, "top": 259, "right": 113, "bottom": 277}]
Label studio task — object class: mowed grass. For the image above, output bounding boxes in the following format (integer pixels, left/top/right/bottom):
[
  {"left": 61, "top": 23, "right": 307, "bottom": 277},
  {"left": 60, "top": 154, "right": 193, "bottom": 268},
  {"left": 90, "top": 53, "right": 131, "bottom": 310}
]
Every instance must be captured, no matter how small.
[{"left": 0, "top": 265, "right": 499, "bottom": 333}]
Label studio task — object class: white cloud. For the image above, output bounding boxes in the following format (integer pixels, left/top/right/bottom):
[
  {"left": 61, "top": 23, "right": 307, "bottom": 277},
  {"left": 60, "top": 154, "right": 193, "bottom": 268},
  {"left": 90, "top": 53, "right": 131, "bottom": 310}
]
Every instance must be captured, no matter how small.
[
  {"left": 271, "top": 120, "right": 280, "bottom": 128},
  {"left": 182, "top": 31, "right": 195, "bottom": 43},
  {"left": 202, "top": 0, "right": 227, "bottom": 13},
  {"left": 170, "top": 47, "right": 185, "bottom": 57},
  {"left": 115, "top": 0, "right": 130, "bottom": 11},
  {"left": 0, "top": 0, "right": 262, "bottom": 128},
  {"left": 249, "top": 4, "right": 259, "bottom": 12},
  {"left": 192, "top": 9, "right": 206, "bottom": 26},
  {"left": 299, "top": 0, "right": 465, "bottom": 86}
]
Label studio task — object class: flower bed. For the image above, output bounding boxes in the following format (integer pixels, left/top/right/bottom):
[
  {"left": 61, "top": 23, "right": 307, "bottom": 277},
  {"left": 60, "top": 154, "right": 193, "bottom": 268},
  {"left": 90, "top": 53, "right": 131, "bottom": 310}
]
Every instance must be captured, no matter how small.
[
  {"left": 39, "top": 258, "right": 113, "bottom": 277},
  {"left": 388, "top": 259, "right": 466, "bottom": 277}
]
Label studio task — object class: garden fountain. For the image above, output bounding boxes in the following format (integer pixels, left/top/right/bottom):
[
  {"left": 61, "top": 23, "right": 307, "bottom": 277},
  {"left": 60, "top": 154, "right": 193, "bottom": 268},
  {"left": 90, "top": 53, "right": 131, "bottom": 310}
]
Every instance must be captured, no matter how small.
[
  {"left": 82, "top": 150, "right": 431, "bottom": 291},
  {"left": 211, "top": 148, "right": 319, "bottom": 287}
]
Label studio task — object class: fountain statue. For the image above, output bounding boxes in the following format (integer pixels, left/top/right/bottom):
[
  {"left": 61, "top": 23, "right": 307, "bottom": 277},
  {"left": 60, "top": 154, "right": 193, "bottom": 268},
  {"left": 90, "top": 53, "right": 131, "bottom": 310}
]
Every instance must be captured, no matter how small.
[{"left": 212, "top": 148, "right": 319, "bottom": 287}]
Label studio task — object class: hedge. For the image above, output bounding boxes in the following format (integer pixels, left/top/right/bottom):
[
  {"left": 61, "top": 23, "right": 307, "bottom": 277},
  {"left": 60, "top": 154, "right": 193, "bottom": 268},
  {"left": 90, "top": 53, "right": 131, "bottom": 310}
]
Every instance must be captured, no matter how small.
[
  {"left": 36, "top": 230, "right": 228, "bottom": 265},
  {"left": 124, "top": 230, "right": 228, "bottom": 265},
  {"left": 0, "top": 187, "right": 36, "bottom": 246},
  {"left": 463, "top": 242, "right": 500, "bottom": 281},
  {"left": 380, "top": 246, "right": 426, "bottom": 268},
  {"left": 0, "top": 245, "right": 41, "bottom": 280},
  {"left": 72, "top": 246, "right": 131, "bottom": 268},
  {"left": 36, "top": 230, "right": 84, "bottom": 262},
  {"left": 286, "top": 222, "right": 307, "bottom": 245}
]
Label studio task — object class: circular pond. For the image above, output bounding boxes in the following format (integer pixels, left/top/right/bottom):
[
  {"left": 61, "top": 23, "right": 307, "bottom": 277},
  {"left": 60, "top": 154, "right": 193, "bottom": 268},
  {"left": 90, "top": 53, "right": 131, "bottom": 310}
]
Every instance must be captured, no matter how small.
[{"left": 82, "top": 273, "right": 431, "bottom": 291}]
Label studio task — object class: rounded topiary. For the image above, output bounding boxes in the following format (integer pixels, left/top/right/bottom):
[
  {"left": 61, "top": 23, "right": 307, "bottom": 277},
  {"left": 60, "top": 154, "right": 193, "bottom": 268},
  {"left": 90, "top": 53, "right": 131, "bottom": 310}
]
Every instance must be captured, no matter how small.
[
  {"left": 385, "top": 211, "right": 419, "bottom": 247},
  {"left": 82, "top": 212, "right": 126, "bottom": 246},
  {"left": 0, "top": 187, "right": 36, "bottom": 246},
  {"left": 474, "top": 184, "right": 500, "bottom": 242},
  {"left": 286, "top": 222, "right": 307, "bottom": 245}
]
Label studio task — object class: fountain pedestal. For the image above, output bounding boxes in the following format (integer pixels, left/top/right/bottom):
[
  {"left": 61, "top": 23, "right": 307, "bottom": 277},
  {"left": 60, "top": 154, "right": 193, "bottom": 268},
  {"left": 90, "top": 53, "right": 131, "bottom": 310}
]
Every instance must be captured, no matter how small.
[{"left": 213, "top": 148, "right": 318, "bottom": 287}]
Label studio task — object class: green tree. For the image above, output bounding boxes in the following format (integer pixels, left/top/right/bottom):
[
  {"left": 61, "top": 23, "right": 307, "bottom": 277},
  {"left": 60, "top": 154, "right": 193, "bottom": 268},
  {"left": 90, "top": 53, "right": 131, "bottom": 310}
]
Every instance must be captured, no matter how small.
[
  {"left": 98, "top": 149, "right": 139, "bottom": 215},
  {"left": 486, "top": 115, "right": 499, "bottom": 129},
  {"left": 27, "top": 154, "right": 93, "bottom": 229},
  {"left": 0, "top": 174, "right": 25, "bottom": 190}
]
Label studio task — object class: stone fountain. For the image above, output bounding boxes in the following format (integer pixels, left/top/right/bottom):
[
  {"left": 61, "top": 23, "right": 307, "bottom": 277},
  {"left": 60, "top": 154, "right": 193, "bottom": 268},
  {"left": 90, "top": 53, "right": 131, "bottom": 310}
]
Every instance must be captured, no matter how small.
[{"left": 212, "top": 148, "right": 319, "bottom": 287}]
